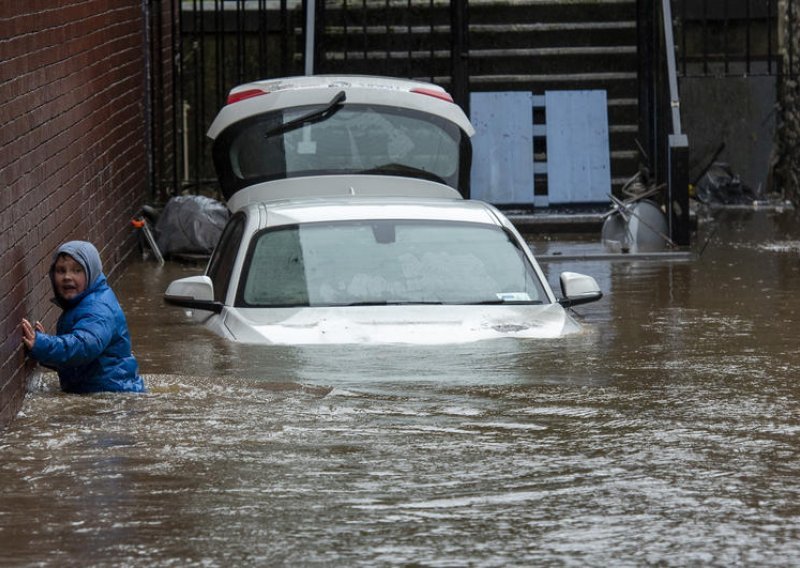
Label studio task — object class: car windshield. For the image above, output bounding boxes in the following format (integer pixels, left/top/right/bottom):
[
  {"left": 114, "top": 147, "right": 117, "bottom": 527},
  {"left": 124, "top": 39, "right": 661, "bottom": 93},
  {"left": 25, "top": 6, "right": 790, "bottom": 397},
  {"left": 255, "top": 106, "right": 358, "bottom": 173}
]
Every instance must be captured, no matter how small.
[
  {"left": 218, "top": 104, "right": 467, "bottom": 194},
  {"left": 238, "top": 221, "right": 549, "bottom": 307}
]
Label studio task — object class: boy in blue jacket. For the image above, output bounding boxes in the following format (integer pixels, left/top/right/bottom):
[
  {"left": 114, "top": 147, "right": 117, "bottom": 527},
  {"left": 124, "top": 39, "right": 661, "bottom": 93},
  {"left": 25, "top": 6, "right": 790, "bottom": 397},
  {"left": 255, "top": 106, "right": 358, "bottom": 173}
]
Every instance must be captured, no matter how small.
[{"left": 21, "top": 241, "right": 145, "bottom": 393}]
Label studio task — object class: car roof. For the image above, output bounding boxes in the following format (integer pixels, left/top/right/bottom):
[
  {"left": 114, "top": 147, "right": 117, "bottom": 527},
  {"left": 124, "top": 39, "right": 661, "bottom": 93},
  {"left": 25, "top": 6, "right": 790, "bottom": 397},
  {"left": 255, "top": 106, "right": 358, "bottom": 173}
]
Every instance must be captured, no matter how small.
[
  {"left": 227, "top": 175, "right": 463, "bottom": 213},
  {"left": 243, "top": 196, "right": 508, "bottom": 230},
  {"left": 207, "top": 75, "right": 475, "bottom": 140}
]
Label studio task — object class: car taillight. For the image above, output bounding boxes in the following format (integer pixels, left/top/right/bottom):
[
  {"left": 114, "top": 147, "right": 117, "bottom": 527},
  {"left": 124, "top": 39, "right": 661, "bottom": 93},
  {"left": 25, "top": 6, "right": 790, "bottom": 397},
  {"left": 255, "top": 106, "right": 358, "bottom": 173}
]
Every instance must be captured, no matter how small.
[
  {"left": 227, "top": 89, "right": 268, "bottom": 105},
  {"left": 410, "top": 87, "right": 454, "bottom": 103}
]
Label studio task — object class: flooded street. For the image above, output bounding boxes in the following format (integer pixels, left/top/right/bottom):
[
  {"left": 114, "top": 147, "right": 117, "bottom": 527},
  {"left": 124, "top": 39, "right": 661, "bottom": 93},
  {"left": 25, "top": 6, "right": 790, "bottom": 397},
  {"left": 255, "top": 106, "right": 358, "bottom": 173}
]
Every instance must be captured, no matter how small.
[{"left": 3, "top": 207, "right": 800, "bottom": 566}]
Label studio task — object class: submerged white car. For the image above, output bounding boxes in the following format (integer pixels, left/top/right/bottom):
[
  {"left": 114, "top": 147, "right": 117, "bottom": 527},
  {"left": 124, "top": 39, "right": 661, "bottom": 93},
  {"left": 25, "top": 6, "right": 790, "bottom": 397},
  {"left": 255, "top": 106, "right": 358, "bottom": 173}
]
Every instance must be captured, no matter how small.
[{"left": 164, "top": 76, "right": 601, "bottom": 344}]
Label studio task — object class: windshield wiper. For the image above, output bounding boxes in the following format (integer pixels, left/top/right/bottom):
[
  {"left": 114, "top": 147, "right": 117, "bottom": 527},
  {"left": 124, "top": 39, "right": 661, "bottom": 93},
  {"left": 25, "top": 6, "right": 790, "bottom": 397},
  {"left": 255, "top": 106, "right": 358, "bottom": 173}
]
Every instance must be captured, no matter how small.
[
  {"left": 360, "top": 163, "right": 447, "bottom": 185},
  {"left": 470, "top": 299, "right": 545, "bottom": 305},
  {"left": 340, "top": 301, "right": 444, "bottom": 306},
  {"left": 264, "top": 90, "right": 346, "bottom": 139},
  {"left": 339, "top": 300, "right": 543, "bottom": 306}
]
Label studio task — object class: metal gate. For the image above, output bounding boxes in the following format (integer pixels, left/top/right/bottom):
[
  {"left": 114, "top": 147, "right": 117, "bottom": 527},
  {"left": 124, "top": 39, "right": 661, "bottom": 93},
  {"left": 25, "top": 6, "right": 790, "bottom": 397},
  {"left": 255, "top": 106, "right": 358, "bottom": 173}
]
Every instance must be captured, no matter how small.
[
  {"left": 146, "top": 0, "right": 467, "bottom": 203},
  {"left": 147, "top": 0, "right": 795, "bottom": 204}
]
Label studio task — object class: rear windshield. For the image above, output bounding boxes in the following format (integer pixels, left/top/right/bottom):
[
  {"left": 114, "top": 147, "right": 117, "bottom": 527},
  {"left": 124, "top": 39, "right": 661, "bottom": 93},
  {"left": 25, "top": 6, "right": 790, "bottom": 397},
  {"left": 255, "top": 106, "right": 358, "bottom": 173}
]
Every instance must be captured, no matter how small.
[
  {"left": 238, "top": 220, "right": 548, "bottom": 307},
  {"left": 213, "top": 104, "right": 470, "bottom": 198}
]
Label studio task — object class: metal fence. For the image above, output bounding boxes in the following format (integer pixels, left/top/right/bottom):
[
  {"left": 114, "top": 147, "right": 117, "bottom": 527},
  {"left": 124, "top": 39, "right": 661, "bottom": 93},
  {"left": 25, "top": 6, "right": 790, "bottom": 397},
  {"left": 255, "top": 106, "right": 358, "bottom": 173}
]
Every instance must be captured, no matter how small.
[
  {"left": 176, "top": 1, "right": 304, "bottom": 197},
  {"left": 163, "top": 0, "right": 467, "bottom": 201},
  {"left": 152, "top": 0, "right": 796, "bottom": 203},
  {"left": 672, "top": 0, "right": 796, "bottom": 78}
]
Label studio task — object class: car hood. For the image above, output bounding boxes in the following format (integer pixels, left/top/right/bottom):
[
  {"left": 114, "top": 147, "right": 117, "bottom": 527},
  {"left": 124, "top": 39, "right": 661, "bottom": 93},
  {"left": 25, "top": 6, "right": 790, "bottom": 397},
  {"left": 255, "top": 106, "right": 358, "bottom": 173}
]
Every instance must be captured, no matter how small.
[{"left": 217, "top": 304, "right": 581, "bottom": 345}]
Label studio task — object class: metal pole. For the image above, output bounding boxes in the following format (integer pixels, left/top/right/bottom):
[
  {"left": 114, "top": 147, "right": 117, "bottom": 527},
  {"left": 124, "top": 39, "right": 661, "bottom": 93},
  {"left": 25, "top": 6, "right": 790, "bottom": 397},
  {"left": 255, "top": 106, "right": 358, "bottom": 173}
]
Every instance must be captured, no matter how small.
[
  {"left": 637, "top": 0, "right": 655, "bottom": 169},
  {"left": 450, "top": 0, "right": 469, "bottom": 116},
  {"left": 305, "top": 0, "right": 316, "bottom": 75},
  {"left": 668, "top": 135, "right": 690, "bottom": 246},
  {"left": 174, "top": 0, "right": 182, "bottom": 198},
  {"left": 661, "top": 0, "right": 683, "bottom": 136}
]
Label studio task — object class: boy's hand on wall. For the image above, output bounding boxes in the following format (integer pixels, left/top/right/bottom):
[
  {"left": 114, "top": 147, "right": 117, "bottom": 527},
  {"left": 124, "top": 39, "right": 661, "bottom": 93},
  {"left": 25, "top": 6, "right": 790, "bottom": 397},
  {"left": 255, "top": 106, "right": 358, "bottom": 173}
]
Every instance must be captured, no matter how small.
[{"left": 21, "top": 318, "right": 44, "bottom": 350}]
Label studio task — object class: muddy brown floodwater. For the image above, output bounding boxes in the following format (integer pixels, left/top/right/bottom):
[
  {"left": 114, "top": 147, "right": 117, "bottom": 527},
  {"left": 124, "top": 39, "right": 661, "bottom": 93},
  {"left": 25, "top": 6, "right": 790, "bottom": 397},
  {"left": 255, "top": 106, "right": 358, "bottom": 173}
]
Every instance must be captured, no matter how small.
[{"left": 2, "top": 207, "right": 800, "bottom": 566}]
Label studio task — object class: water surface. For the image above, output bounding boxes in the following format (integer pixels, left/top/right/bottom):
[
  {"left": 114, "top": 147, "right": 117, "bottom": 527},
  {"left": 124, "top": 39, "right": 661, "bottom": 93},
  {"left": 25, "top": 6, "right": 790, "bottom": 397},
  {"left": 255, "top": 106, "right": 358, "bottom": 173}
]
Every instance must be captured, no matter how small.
[{"left": 2, "top": 207, "right": 800, "bottom": 566}]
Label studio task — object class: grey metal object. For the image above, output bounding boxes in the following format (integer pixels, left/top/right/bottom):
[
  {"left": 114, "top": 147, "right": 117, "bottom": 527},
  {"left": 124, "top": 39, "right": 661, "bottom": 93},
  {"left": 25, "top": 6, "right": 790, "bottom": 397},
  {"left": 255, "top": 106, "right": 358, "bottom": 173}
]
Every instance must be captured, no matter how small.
[
  {"left": 140, "top": 219, "right": 165, "bottom": 266},
  {"left": 602, "top": 197, "right": 672, "bottom": 253}
]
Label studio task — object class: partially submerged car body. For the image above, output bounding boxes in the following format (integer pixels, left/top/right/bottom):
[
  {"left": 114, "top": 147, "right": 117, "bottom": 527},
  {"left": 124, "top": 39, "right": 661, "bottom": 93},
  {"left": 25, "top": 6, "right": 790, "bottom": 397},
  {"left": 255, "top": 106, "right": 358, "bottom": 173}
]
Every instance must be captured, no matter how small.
[{"left": 164, "top": 75, "right": 602, "bottom": 344}]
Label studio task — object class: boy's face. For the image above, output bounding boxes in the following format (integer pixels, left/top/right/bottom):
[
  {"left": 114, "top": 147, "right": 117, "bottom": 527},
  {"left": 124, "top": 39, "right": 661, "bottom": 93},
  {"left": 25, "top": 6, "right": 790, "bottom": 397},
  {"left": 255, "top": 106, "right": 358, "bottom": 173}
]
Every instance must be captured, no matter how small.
[{"left": 53, "top": 254, "right": 88, "bottom": 300}]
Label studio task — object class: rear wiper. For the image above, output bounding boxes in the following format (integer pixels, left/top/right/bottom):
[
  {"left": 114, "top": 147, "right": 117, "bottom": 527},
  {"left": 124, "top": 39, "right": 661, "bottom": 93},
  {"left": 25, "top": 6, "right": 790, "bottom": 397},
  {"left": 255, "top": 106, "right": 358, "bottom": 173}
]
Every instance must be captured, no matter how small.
[
  {"left": 264, "top": 90, "right": 346, "bottom": 139},
  {"left": 360, "top": 163, "right": 447, "bottom": 185}
]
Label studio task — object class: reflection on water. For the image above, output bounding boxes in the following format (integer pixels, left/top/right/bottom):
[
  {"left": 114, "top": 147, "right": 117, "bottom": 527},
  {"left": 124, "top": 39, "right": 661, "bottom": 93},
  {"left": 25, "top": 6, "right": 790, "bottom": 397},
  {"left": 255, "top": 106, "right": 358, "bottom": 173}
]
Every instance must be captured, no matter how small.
[{"left": 3, "top": 209, "right": 800, "bottom": 566}]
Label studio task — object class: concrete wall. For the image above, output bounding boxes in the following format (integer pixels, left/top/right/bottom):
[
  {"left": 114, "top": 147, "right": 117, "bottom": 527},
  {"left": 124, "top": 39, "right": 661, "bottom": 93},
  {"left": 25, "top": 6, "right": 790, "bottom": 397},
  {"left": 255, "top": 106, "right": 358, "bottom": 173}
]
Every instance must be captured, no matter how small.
[
  {"left": 0, "top": 2, "right": 151, "bottom": 426},
  {"left": 681, "top": 76, "right": 777, "bottom": 194},
  {"left": 678, "top": 1, "right": 799, "bottom": 201}
]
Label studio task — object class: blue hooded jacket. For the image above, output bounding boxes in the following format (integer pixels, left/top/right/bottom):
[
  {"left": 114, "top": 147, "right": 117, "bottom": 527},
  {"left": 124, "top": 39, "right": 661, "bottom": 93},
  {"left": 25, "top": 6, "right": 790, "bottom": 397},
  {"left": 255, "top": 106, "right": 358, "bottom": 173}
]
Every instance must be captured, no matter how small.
[{"left": 28, "top": 241, "right": 145, "bottom": 394}]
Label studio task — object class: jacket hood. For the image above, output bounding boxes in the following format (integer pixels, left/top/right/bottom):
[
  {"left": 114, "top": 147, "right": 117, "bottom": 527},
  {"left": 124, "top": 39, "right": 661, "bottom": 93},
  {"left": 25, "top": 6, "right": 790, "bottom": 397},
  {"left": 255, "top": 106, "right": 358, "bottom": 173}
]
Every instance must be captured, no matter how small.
[{"left": 50, "top": 241, "right": 105, "bottom": 308}]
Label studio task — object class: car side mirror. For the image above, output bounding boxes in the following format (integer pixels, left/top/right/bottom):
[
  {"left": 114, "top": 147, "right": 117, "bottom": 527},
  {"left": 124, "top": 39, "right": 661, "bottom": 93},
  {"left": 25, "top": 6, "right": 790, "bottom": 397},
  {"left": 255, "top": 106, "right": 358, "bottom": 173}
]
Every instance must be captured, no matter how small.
[
  {"left": 558, "top": 272, "right": 603, "bottom": 307},
  {"left": 164, "top": 275, "right": 224, "bottom": 313}
]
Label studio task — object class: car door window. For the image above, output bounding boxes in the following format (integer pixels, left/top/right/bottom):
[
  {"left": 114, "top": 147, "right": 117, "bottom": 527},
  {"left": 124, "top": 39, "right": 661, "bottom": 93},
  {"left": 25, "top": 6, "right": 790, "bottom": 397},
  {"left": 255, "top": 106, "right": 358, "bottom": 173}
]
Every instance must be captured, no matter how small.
[{"left": 206, "top": 213, "right": 245, "bottom": 303}]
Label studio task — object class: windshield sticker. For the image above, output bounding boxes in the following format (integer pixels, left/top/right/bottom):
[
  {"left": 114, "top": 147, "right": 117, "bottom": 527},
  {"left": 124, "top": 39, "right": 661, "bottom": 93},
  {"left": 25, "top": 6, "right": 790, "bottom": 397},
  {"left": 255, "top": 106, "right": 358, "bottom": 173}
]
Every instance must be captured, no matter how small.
[{"left": 496, "top": 292, "right": 532, "bottom": 302}]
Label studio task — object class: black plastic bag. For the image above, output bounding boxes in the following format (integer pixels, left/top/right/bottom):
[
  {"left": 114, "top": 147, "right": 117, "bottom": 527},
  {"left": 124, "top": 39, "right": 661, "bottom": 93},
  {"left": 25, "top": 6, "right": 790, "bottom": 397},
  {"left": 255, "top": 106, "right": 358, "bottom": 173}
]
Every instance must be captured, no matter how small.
[
  {"left": 695, "top": 163, "right": 756, "bottom": 205},
  {"left": 155, "top": 195, "right": 229, "bottom": 256}
]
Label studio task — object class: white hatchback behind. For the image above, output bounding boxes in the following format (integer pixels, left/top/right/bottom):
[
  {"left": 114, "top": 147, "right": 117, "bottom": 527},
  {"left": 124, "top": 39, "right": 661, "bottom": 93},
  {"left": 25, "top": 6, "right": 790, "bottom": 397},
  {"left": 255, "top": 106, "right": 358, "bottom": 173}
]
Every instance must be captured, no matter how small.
[{"left": 164, "top": 75, "right": 602, "bottom": 344}]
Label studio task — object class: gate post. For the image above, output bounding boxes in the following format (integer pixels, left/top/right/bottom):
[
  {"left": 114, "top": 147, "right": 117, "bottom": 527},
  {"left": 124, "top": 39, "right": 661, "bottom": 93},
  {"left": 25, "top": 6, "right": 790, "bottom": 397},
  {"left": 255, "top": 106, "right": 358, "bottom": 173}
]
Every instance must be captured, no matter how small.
[
  {"left": 450, "top": 0, "right": 469, "bottom": 116},
  {"left": 305, "top": 0, "right": 322, "bottom": 75},
  {"left": 637, "top": 0, "right": 655, "bottom": 170},
  {"left": 669, "top": 134, "right": 691, "bottom": 246}
]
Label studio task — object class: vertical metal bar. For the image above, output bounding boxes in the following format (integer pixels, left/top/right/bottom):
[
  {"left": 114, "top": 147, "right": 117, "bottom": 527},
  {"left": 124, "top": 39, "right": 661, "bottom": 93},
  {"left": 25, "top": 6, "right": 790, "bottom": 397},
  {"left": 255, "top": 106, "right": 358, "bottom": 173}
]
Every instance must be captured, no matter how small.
[
  {"left": 668, "top": 136, "right": 691, "bottom": 245},
  {"left": 724, "top": 0, "right": 729, "bottom": 74},
  {"left": 237, "top": 0, "right": 245, "bottom": 83},
  {"left": 202, "top": 2, "right": 208, "bottom": 192},
  {"left": 199, "top": 0, "right": 207, "bottom": 192},
  {"left": 637, "top": 0, "right": 655, "bottom": 169},
  {"left": 429, "top": 0, "right": 434, "bottom": 82},
  {"left": 216, "top": 0, "right": 224, "bottom": 107},
  {"left": 767, "top": 0, "right": 773, "bottom": 74},
  {"left": 154, "top": 0, "right": 165, "bottom": 197},
  {"left": 157, "top": 0, "right": 165, "bottom": 196},
  {"left": 317, "top": 0, "right": 326, "bottom": 74},
  {"left": 361, "top": 0, "right": 367, "bottom": 62},
  {"left": 745, "top": 0, "right": 751, "bottom": 74},
  {"left": 259, "top": 0, "right": 267, "bottom": 78},
  {"left": 344, "top": 0, "right": 350, "bottom": 65},
  {"left": 662, "top": 0, "right": 682, "bottom": 135},
  {"left": 680, "top": 0, "right": 687, "bottom": 76},
  {"left": 407, "top": 0, "right": 412, "bottom": 78},
  {"left": 175, "top": 0, "right": 183, "bottom": 196},
  {"left": 385, "top": 0, "right": 391, "bottom": 75},
  {"left": 680, "top": 0, "right": 687, "bottom": 77},
  {"left": 786, "top": 0, "right": 795, "bottom": 77},
  {"left": 654, "top": 0, "right": 664, "bottom": 182},
  {"left": 661, "top": 0, "right": 689, "bottom": 244},
  {"left": 303, "top": 0, "right": 315, "bottom": 75},
  {"left": 450, "top": 0, "right": 469, "bottom": 134},
  {"left": 192, "top": 0, "right": 202, "bottom": 192},
  {"left": 702, "top": 0, "right": 708, "bottom": 75},
  {"left": 280, "top": 0, "right": 289, "bottom": 77}
]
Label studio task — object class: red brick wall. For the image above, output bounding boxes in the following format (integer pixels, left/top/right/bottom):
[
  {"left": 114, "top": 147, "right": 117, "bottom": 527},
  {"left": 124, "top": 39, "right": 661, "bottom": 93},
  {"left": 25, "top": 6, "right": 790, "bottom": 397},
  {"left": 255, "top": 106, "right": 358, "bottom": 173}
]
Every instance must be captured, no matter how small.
[
  {"left": 0, "top": 2, "right": 151, "bottom": 426},
  {"left": 149, "top": 0, "right": 178, "bottom": 203}
]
